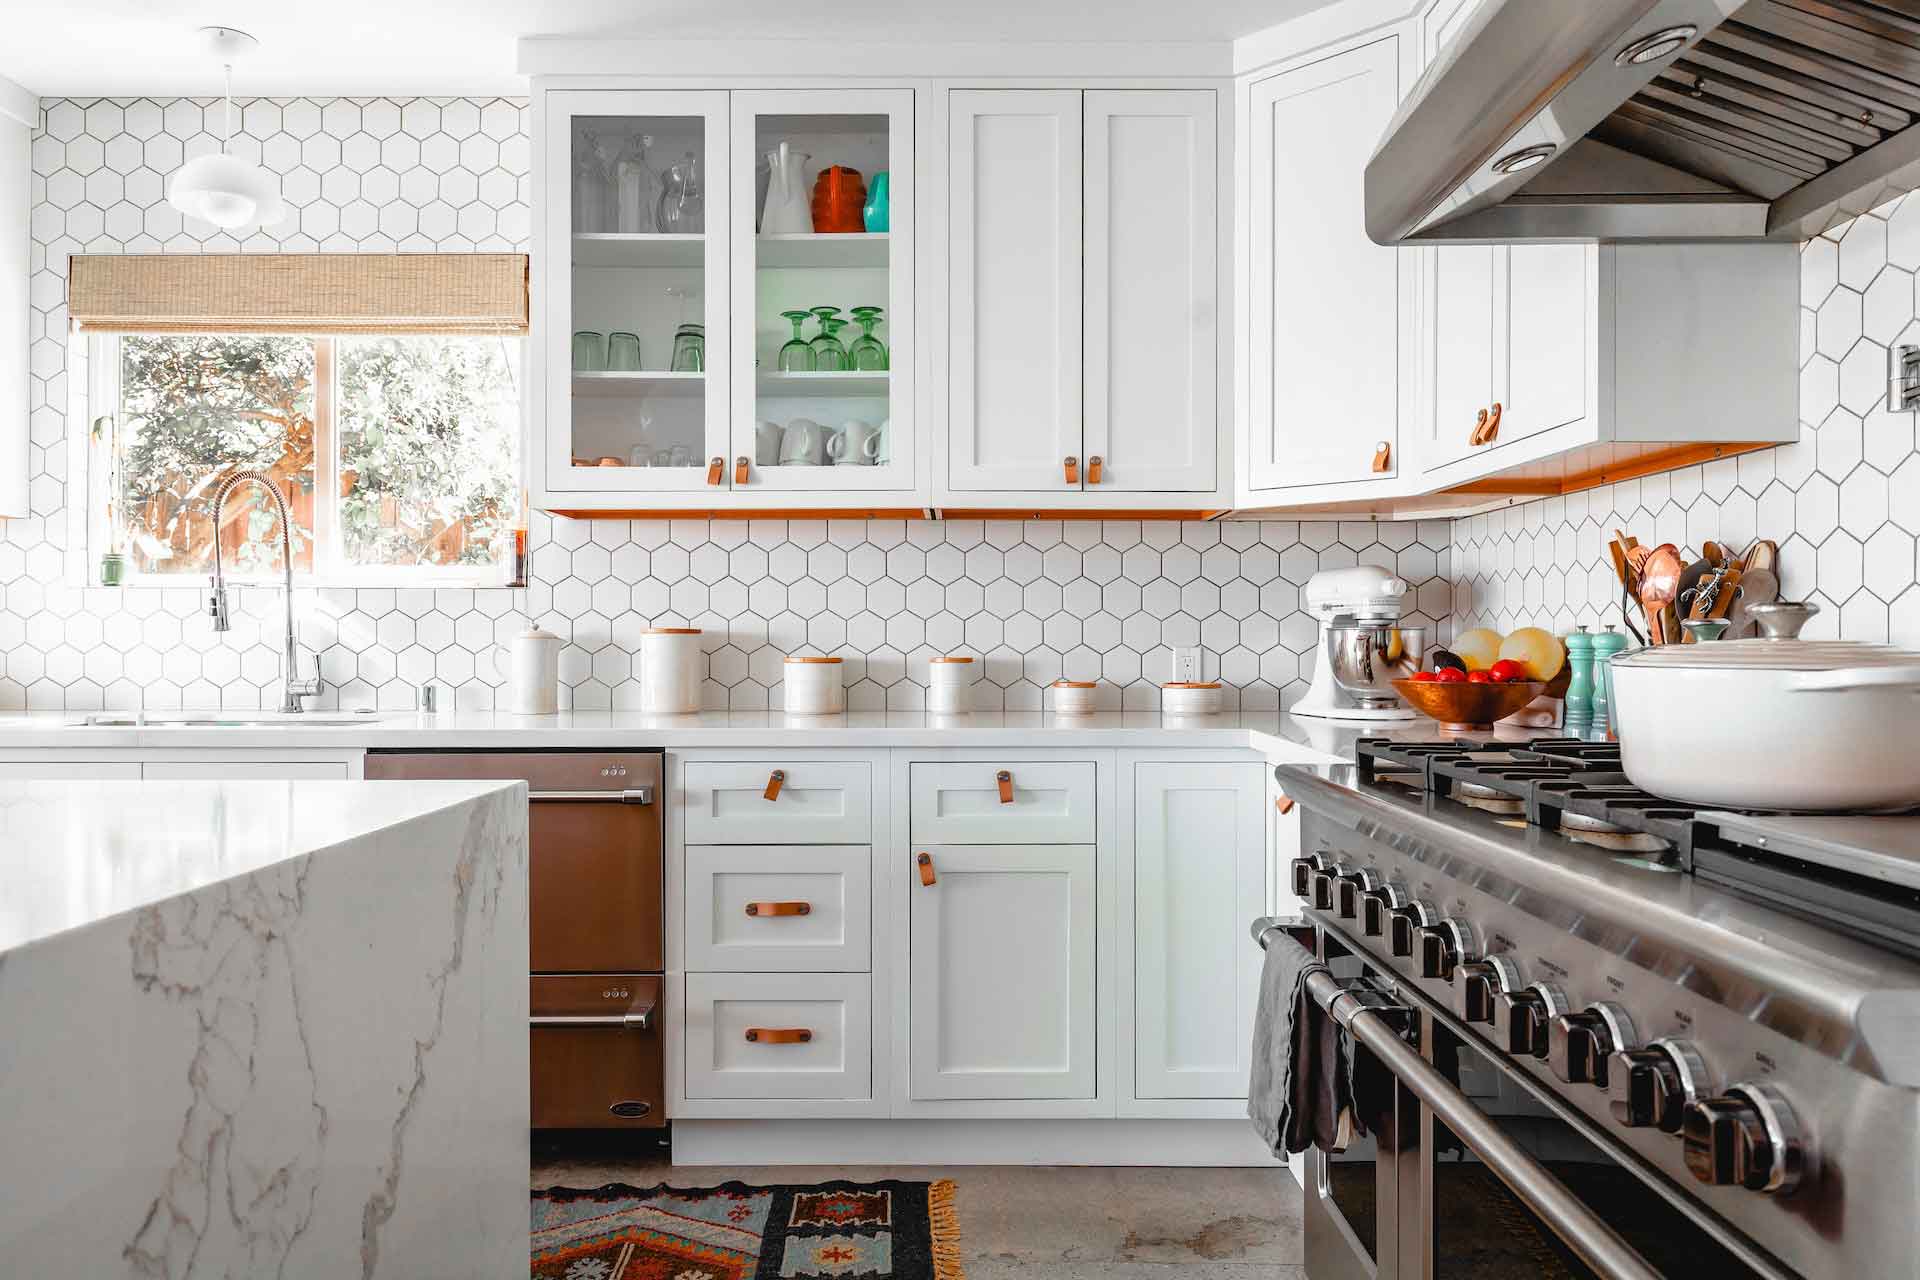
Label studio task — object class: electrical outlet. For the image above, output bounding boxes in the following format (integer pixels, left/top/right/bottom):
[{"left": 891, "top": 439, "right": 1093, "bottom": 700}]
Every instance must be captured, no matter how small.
[{"left": 1170, "top": 645, "right": 1202, "bottom": 683}]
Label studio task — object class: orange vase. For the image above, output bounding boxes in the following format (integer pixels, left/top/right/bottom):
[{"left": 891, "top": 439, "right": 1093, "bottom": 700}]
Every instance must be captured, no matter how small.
[{"left": 810, "top": 165, "right": 867, "bottom": 234}]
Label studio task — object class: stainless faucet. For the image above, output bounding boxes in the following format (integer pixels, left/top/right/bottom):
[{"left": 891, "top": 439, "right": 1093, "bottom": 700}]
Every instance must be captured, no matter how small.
[{"left": 206, "top": 470, "right": 324, "bottom": 713}]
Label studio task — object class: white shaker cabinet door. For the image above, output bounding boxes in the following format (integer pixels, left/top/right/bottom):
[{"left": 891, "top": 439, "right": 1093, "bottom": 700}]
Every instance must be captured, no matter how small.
[
  {"left": 1424, "top": 243, "right": 1498, "bottom": 471},
  {"left": 1500, "top": 243, "right": 1593, "bottom": 446},
  {"left": 1130, "top": 762, "right": 1266, "bottom": 1099},
  {"left": 946, "top": 90, "right": 1085, "bottom": 494},
  {"left": 1083, "top": 90, "right": 1218, "bottom": 494},
  {"left": 907, "top": 843, "right": 1095, "bottom": 1100},
  {"left": 1245, "top": 34, "right": 1409, "bottom": 493}
]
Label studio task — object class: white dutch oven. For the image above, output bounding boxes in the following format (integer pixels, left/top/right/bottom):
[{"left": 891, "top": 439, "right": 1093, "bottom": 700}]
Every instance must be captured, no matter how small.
[{"left": 1609, "top": 639, "right": 1920, "bottom": 811}]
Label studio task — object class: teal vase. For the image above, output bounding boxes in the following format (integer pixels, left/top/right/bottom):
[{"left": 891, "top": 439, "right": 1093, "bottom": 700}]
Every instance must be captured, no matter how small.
[{"left": 863, "top": 171, "right": 890, "bottom": 233}]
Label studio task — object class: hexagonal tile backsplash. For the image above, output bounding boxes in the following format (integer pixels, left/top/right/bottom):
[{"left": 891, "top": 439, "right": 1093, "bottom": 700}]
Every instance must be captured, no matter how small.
[
  {"left": 1455, "top": 199, "right": 1920, "bottom": 649},
  {"left": 6, "top": 97, "right": 1456, "bottom": 713}
]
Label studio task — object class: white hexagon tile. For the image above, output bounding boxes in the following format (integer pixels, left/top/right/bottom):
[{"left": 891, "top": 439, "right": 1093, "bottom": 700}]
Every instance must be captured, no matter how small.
[{"left": 1453, "top": 192, "right": 1920, "bottom": 650}]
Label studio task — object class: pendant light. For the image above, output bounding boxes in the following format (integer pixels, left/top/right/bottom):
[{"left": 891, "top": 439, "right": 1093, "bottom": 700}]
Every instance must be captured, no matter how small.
[{"left": 166, "top": 26, "right": 285, "bottom": 231}]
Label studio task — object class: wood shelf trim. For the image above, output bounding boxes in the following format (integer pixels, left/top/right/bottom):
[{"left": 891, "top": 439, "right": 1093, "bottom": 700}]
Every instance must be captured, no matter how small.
[
  {"left": 545, "top": 507, "right": 930, "bottom": 520},
  {"left": 1441, "top": 441, "right": 1777, "bottom": 500}
]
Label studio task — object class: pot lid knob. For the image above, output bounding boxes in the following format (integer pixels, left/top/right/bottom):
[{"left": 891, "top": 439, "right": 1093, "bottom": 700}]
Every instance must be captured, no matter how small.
[{"left": 1749, "top": 600, "right": 1818, "bottom": 641}]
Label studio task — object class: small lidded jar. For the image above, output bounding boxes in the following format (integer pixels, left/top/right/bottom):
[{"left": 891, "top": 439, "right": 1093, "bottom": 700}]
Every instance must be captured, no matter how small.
[
  {"left": 1051, "top": 680, "right": 1099, "bottom": 716},
  {"left": 1161, "top": 680, "right": 1223, "bottom": 716},
  {"left": 639, "top": 626, "right": 703, "bottom": 713},
  {"left": 783, "top": 655, "right": 846, "bottom": 715},
  {"left": 927, "top": 655, "right": 976, "bottom": 714}
]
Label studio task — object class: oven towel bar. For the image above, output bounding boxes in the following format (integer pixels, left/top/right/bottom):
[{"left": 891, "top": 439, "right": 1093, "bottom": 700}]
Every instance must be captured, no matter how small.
[{"left": 1248, "top": 917, "right": 1364, "bottom": 1157}]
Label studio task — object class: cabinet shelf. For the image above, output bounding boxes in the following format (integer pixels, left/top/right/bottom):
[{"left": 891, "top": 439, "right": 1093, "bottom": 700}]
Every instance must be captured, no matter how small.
[
  {"left": 572, "top": 370, "right": 705, "bottom": 398},
  {"left": 573, "top": 233, "right": 704, "bottom": 268},
  {"left": 756, "top": 233, "right": 889, "bottom": 269},
  {"left": 757, "top": 371, "right": 890, "bottom": 399}
]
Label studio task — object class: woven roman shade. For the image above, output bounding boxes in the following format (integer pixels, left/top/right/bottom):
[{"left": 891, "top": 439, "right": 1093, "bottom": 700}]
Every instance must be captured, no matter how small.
[{"left": 67, "top": 253, "right": 529, "bottom": 335}]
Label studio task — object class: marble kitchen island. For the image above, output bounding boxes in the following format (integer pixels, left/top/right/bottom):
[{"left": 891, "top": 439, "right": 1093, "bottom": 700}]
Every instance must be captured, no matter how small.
[{"left": 0, "top": 779, "right": 529, "bottom": 1277}]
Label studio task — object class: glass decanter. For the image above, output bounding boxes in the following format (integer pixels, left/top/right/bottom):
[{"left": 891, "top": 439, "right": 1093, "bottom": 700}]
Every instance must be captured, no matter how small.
[{"left": 655, "top": 152, "right": 704, "bottom": 235}]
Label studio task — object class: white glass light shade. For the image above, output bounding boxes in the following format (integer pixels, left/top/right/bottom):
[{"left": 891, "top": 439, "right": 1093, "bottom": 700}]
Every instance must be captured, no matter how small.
[{"left": 167, "top": 152, "right": 285, "bottom": 230}]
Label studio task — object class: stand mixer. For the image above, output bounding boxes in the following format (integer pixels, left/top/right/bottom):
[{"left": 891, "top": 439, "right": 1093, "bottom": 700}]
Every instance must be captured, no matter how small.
[{"left": 1291, "top": 565, "right": 1427, "bottom": 721}]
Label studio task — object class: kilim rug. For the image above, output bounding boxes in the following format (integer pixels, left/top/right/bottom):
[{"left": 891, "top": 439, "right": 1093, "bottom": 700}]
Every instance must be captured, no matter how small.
[{"left": 531, "top": 1178, "right": 964, "bottom": 1279}]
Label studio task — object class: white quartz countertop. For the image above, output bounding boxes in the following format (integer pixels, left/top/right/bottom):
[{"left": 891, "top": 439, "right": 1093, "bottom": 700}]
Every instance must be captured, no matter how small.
[
  {"left": 0, "top": 778, "right": 519, "bottom": 957},
  {"left": 0, "top": 707, "right": 1381, "bottom": 758}
]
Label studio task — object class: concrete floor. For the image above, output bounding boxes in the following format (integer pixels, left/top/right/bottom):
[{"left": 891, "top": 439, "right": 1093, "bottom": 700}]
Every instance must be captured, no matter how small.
[{"left": 532, "top": 1138, "right": 1305, "bottom": 1278}]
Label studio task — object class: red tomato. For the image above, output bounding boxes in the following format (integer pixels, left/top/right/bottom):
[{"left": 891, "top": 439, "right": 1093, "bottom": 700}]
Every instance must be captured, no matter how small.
[
  {"left": 1411, "top": 670, "right": 1438, "bottom": 682},
  {"left": 1488, "top": 659, "right": 1527, "bottom": 684},
  {"left": 1435, "top": 667, "right": 1467, "bottom": 683},
  {"left": 1466, "top": 669, "right": 1494, "bottom": 683}
]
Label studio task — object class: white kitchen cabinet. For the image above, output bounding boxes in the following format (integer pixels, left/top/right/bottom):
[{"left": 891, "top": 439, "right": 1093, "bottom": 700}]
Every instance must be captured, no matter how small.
[
  {"left": 908, "top": 760, "right": 1096, "bottom": 845},
  {"left": 140, "top": 761, "right": 353, "bottom": 780},
  {"left": 685, "top": 844, "right": 872, "bottom": 971},
  {"left": 0, "top": 761, "right": 141, "bottom": 779},
  {"left": 1240, "top": 32, "right": 1413, "bottom": 502},
  {"left": 1128, "top": 762, "right": 1265, "bottom": 1099},
  {"left": 907, "top": 842, "right": 1096, "bottom": 1100},
  {"left": 685, "top": 971, "right": 873, "bottom": 1100},
  {"left": 942, "top": 87, "right": 1225, "bottom": 507}
]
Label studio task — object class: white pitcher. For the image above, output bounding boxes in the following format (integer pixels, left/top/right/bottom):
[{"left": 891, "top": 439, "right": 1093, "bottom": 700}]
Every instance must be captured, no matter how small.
[
  {"left": 761, "top": 142, "right": 813, "bottom": 235},
  {"left": 487, "top": 624, "right": 562, "bottom": 714}
]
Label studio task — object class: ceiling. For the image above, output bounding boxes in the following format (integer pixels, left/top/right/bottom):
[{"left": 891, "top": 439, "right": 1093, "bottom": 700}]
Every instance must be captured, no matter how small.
[{"left": 0, "top": 0, "right": 1338, "bottom": 97}]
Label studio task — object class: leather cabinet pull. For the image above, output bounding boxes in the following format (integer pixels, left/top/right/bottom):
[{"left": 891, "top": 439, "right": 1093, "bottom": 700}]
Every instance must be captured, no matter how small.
[
  {"left": 1468, "top": 408, "right": 1490, "bottom": 446},
  {"left": 744, "top": 1027, "right": 813, "bottom": 1044},
  {"left": 734, "top": 455, "right": 750, "bottom": 484},
  {"left": 745, "top": 900, "right": 811, "bottom": 917},
  {"left": 916, "top": 851, "right": 936, "bottom": 886},
  {"left": 1370, "top": 441, "right": 1390, "bottom": 473},
  {"left": 1274, "top": 794, "right": 1296, "bottom": 816},
  {"left": 764, "top": 769, "right": 785, "bottom": 801},
  {"left": 706, "top": 456, "right": 724, "bottom": 485},
  {"left": 1483, "top": 402, "right": 1502, "bottom": 444},
  {"left": 1063, "top": 456, "right": 1079, "bottom": 485},
  {"left": 1087, "top": 455, "right": 1104, "bottom": 484},
  {"left": 996, "top": 770, "right": 1013, "bottom": 804}
]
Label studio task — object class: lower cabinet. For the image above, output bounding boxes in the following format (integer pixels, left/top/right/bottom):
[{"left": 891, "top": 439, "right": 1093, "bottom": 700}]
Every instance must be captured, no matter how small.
[
  {"left": 684, "top": 971, "right": 873, "bottom": 1101},
  {"left": 906, "top": 842, "right": 1097, "bottom": 1100}
]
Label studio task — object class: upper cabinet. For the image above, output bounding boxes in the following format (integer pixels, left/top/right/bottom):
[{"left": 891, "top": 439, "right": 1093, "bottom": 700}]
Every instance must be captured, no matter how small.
[
  {"left": 1240, "top": 32, "right": 1413, "bottom": 504},
  {"left": 940, "top": 88, "right": 1227, "bottom": 509}
]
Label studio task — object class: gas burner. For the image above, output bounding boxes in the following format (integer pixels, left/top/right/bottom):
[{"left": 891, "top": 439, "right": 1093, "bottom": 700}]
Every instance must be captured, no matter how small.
[
  {"left": 1555, "top": 808, "right": 1675, "bottom": 857},
  {"left": 1452, "top": 780, "right": 1526, "bottom": 816}
]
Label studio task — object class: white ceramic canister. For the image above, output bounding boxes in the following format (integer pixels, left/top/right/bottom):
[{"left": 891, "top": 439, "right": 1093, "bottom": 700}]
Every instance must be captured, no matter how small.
[
  {"left": 783, "top": 655, "right": 845, "bottom": 715},
  {"left": 926, "top": 655, "right": 976, "bottom": 713},
  {"left": 1051, "top": 679, "right": 1100, "bottom": 716},
  {"left": 639, "top": 626, "right": 703, "bottom": 713},
  {"left": 1160, "top": 680, "right": 1222, "bottom": 716},
  {"left": 487, "top": 624, "right": 562, "bottom": 714}
]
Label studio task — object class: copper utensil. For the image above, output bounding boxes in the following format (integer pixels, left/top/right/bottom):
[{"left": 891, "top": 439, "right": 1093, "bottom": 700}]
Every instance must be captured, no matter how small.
[{"left": 1638, "top": 543, "right": 1683, "bottom": 644}]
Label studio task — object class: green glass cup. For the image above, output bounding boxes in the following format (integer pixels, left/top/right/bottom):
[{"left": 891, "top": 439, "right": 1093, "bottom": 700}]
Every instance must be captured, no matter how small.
[{"left": 778, "top": 311, "right": 816, "bottom": 372}]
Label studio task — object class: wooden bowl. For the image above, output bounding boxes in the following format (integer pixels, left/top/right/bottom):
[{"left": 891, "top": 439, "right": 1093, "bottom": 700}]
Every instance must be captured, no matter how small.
[{"left": 1392, "top": 679, "right": 1546, "bottom": 732}]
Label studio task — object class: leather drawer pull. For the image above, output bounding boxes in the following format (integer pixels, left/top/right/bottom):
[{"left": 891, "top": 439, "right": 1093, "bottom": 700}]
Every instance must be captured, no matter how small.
[
  {"left": 1483, "top": 401, "right": 1502, "bottom": 444},
  {"left": 744, "top": 1027, "right": 813, "bottom": 1044},
  {"left": 745, "top": 900, "right": 811, "bottom": 917},
  {"left": 996, "top": 770, "right": 1013, "bottom": 804},
  {"left": 1274, "top": 794, "right": 1296, "bottom": 816},
  {"left": 1370, "top": 441, "right": 1390, "bottom": 473},
  {"left": 1087, "top": 455, "right": 1104, "bottom": 484},
  {"left": 706, "top": 455, "right": 724, "bottom": 485},
  {"left": 1063, "top": 455, "right": 1079, "bottom": 485},
  {"left": 917, "top": 851, "right": 936, "bottom": 886},
  {"left": 734, "top": 455, "right": 750, "bottom": 484},
  {"left": 1468, "top": 407, "right": 1490, "bottom": 446},
  {"left": 764, "top": 769, "right": 785, "bottom": 801}
]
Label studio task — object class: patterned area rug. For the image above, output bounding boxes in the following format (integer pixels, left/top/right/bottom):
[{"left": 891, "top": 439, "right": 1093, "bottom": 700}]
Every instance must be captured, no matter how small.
[{"left": 531, "top": 1179, "right": 963, "bottom": 1279}]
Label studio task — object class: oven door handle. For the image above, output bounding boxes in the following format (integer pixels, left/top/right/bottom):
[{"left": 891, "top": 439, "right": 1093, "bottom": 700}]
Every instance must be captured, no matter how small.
[
  {"left": 528, "top": 788, "right": 654, "bottom": 805},
  {"left": 1301, "top": 967, "right": 1664, "bottom": 1280},
  {"left": 529, "top": 990, "right": 657, "bottom": 1033}
]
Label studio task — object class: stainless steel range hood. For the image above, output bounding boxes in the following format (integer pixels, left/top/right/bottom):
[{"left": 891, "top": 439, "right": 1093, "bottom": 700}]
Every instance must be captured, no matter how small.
[{"left": 1367, "top": 0, "right": 1920, "bottom": 243}]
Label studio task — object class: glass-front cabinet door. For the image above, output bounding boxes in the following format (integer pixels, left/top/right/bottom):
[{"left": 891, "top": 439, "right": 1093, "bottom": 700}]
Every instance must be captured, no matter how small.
[
  {"left": 542, "top": 90, "right": 731, "bottom": 498},
  {"left": 729, "top": 90, "right": 914, "bottom": 495}
]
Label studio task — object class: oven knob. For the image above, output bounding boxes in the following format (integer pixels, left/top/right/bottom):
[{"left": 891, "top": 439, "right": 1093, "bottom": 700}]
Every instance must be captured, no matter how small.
[
  {"left": 1290, "top": 854, "right": 1324, "bottom": 898},
  {"left": 1494, "top": 982, "right": 1568, "bottom": 1058},
  {"left": 1361, "top": 883, "right": 1409, "bottom": 938},
  {"left": 1336, "top": 869, "right": 1380, "bottom": 920},
  {"left": 1309, "top": 866, "right": 1346, "bottom": 912},
  {"left": 1388, "top": 900, "right": 1437, "bottom": 957},
  {"left": 1453, "top": 955, "right": 1521, "bottom": 1024},
  {"left": 1416, "top": 918, "right": 1478, "bottom": 981},
  {"left": 1682, "top": 1083, "right": 1807, "bottom": 1195},
  {"left": 1549, "top": 1002, "right": 1637, "bottom": 1086},
  {"left": 1609, "top": 1039, "right": 1710, "bottom": 1133}
]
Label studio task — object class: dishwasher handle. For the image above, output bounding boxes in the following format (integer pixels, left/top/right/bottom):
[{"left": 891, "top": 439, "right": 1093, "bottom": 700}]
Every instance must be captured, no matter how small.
[
  {"left": 528, "top": 788, "right": 654, "bottom": 805},
  {"left": 530, "top": 987, "right": 657, "bottom": 1033}
]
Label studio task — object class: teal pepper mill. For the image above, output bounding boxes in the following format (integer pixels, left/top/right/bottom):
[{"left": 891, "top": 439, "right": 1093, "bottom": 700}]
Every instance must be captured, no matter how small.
[
  {"left": 1589, "top": 626, "right": 1630, "bottom": 738},
  {"left": 1563, "top": 626, "right": 1595, "bottom": 729}
]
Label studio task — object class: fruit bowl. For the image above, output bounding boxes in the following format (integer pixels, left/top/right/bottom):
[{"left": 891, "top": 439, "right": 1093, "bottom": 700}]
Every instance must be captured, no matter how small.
[{"left": 1392, "top": 679, "right": 1545, "bottom": 732}]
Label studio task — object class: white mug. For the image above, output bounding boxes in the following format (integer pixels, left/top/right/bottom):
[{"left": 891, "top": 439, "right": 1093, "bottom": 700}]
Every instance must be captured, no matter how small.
[
  {"left": 872, "top": 418, "right": 890, "bottom": 466},
  {"left": 780, "top": 417, "right": 827, "bottom": 466},
  {"left": 755, "top": 420, "right": 784, "bottom": 466},
  {"left": 485, "top": 625, "right": 561, "bottom": 714},
  {"left": 830, "top": 419, "right": 882, "bottom": 466}
]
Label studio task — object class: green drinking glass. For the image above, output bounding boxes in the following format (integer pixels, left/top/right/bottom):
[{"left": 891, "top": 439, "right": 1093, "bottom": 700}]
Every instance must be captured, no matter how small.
[
  {"left": 778, "top": 311, "right": 816, "bottom": 372},
  {"left": 848, "top": 306, "right": 888, "bottom": 371},
  {"left": 813, "top": 316, "right": 849, "bottom": 371}
]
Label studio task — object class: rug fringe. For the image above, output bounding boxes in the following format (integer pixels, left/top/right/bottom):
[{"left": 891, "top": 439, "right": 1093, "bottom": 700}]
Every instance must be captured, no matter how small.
[{"left": 928, "top": 1178, "right": 965, "bottom": 1280}]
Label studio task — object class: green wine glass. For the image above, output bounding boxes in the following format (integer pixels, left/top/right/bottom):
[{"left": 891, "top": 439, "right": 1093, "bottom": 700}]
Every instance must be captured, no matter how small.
[
  {"left": 848, "top": 305, "right": 888, "bottom": 371},
  {"left": 815, "top": 317, "right": 851, "bottom": 371},
  {"left": 778, "top": 310, "right": 816, "bottom": 372}
]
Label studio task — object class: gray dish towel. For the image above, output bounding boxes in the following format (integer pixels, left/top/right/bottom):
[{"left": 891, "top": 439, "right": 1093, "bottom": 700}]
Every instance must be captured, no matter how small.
[{"left": 1247, "top": 928, "right": 1357, "bottom": 1157}]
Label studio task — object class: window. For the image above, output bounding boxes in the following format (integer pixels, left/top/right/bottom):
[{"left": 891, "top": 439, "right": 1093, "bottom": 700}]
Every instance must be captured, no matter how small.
[{"left": 88, "top": 332, "right": 521, "bottom": 585}]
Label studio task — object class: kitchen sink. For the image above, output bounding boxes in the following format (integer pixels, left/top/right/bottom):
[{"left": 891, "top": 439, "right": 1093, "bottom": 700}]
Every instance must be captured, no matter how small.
[{"left": 76, "top": 710, "right": 390, "bottom": 728}]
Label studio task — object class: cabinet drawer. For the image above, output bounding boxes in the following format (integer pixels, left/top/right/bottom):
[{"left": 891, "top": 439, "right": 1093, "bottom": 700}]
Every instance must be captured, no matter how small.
[
  {"left": 683, "top": 760, "right": 871, "bottom": 844},
  {"left": 910, "top": 761, "right": 1096, "bottom": 844},
  {"left": 142, "top": 761, "right": 352, "bottom": 780},
  {"left": 685, "top": 845, "right": 871, "bottom": 972},
  {"left": 684, "top": 972, "right": 871, "bottom": 1100}
]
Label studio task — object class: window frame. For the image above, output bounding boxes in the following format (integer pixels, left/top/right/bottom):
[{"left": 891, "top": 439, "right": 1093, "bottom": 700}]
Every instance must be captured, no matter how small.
[{"left": 81, "top": 329, "right": 523, "bottom": 589}]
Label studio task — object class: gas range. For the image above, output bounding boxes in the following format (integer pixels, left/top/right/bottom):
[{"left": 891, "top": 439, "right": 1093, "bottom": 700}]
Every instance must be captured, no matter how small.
[{"left": 1274, "top": 744, "right": 1920, "bottom": 1280}]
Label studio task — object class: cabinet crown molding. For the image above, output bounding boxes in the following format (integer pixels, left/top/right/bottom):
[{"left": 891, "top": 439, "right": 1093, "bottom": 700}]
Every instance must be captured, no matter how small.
[{"left": 519, "top": 38, "right": 1230, "bottom": 80}]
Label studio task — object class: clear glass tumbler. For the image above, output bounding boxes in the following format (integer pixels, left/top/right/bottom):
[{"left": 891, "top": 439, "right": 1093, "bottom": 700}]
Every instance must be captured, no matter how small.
[
  {"left": 606, "top": 331, "right": 642, "bottom": 371},
  {"left": 572, "top": 330, "right": 606, "bottom": 371}
]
